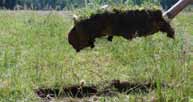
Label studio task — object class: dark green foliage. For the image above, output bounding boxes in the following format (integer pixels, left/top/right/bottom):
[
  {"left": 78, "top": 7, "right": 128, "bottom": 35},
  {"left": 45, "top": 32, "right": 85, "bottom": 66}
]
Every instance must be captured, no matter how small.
[
  {"left": 0, "top": 0, "right": 16, "bottom": 9},
  {"left": 0, "top": 0, "right": 179, "bottom": 10},
  {"left": 161, "top": 0, "right": 179, "bottom": 10}
]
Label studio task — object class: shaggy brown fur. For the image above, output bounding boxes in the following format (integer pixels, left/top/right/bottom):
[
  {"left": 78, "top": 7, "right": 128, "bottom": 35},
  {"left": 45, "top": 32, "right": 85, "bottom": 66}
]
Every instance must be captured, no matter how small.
[{"left": 68, "top": 9, "right": 175, "bottom": 52}]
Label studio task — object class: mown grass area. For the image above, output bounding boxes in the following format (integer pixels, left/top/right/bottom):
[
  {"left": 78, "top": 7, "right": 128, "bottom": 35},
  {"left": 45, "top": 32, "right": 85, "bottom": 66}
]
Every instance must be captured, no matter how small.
[{"left": 0, "top": 10, "right": 193, "bottom": 102}]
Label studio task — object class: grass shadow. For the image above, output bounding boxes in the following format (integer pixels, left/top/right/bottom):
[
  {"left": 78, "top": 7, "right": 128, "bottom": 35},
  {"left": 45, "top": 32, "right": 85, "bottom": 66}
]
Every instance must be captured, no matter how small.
[{"left": 35, "top": 79, "right": 169, "bottom": 100}]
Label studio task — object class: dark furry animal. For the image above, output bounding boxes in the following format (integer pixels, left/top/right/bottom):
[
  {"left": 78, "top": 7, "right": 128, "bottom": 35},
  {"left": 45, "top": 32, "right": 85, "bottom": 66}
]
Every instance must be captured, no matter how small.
[{"left": 68, "top": 9, "right": 175, "bottom": 52}]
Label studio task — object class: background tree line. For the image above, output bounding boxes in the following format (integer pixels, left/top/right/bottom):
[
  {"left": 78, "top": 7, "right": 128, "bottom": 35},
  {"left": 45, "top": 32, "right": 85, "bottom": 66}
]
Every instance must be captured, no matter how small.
[{"left": 0, "top": 0, "right": 178, "bottom": 10}]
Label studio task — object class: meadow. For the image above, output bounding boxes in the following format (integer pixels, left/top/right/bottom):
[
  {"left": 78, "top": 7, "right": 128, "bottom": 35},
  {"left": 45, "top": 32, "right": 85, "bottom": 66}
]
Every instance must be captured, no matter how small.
[{"left": 0, "top": 8, "right": 193, "bottom": 102}]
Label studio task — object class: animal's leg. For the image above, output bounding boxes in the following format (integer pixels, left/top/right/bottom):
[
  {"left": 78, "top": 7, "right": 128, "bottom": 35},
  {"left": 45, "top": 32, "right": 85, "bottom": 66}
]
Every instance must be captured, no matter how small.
[
  {"left": 76, "top": 49, "right": 80, "bottom": 52},
  {"left": 90, "top": 42, "right": 95, "bottom": 48},
  {"left": 107, "top": 36, "right": 113, "bottom": 41},
  {"left": 89, "top": 39, "right": 95, "bottom": 49}
]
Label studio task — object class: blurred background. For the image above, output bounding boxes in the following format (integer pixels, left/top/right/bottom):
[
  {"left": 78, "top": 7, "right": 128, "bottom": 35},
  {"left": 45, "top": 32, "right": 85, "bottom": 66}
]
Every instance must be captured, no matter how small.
[{"left": 0, "top": 0, "right": 180, "bottom": 10}]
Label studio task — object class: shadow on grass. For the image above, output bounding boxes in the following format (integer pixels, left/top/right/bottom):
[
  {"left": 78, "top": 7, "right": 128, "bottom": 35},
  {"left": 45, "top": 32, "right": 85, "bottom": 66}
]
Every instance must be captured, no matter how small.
[{"left": 35, "top": 80, "right": 169, "bottom": 99}]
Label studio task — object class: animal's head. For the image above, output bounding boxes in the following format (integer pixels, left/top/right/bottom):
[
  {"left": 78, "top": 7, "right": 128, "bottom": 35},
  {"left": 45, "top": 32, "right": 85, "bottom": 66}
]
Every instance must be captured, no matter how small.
[
  {"left": 68, "top": 15, "right": 94, "bottom": 52},
  {"left": 68, "top": 27, "right": 80, "bottom": 52}
]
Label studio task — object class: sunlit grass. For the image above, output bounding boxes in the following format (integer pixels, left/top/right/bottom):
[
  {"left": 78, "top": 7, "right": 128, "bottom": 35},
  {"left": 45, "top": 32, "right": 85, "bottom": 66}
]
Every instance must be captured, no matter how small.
[{"left": 0, "top": 10, "right": 193, "bottom": 102}]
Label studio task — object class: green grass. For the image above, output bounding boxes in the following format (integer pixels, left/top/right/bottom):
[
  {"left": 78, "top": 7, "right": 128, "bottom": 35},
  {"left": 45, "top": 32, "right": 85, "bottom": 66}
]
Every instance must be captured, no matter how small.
[{"left": 0, "top": 10, "right": 193, "bottom": 102}]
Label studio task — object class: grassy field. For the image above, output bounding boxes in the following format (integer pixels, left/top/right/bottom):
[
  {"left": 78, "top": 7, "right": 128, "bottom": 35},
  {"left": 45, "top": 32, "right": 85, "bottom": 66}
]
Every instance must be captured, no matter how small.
[{"left": 0, "top": 10, "right": 193, "bottom": 102}]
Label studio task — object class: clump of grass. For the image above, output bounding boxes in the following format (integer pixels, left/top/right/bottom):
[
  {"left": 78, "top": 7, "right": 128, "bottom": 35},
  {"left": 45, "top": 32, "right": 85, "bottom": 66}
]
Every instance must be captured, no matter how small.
[{"left": 72, "top": 3, "right": 161, "bottom": 21}]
